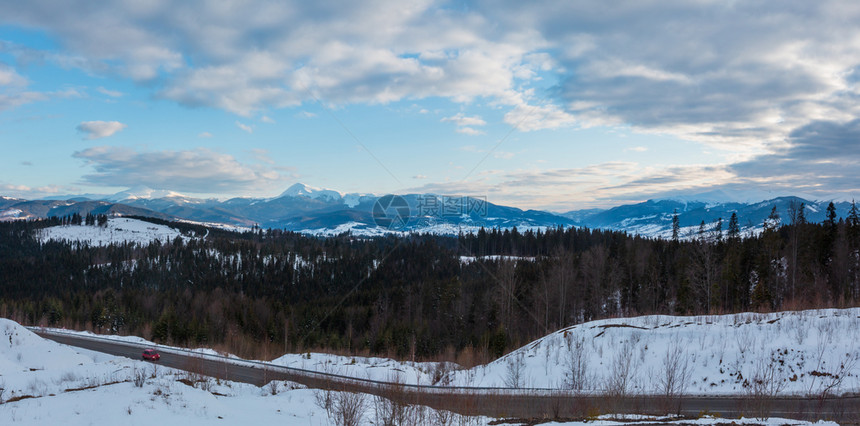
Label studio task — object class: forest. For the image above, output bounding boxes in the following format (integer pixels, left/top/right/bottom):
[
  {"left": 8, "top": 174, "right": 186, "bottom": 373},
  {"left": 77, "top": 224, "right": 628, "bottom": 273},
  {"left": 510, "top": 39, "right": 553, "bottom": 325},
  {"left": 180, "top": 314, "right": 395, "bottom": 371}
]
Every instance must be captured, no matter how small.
[{"left": 0, "top": 202, "right": 858, "bottom": 366}]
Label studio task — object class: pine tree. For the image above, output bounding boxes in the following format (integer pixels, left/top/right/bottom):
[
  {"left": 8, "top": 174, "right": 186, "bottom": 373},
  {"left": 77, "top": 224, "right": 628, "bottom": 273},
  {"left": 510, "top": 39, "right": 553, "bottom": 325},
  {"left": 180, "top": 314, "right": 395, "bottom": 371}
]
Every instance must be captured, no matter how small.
[
  {"left": 728, "top": 212, "right": 740, "bottom": 240},
  {"left": 848, "top": 200, "right": 859, "bottom": 246},
  {"left": 712, "top": 217, "right": 723, "bottom": 242},
  {"left": 764, "top": 206, "right": 780, "bottom": 232},
  {"left": 671, "top": 209, "right": 680, "bottom": 241},
  {"left": 826, "top": 202, "right": 837, "bottom": 231},
  {"left": 798, "top": 203, "right": 806, "bottom": 225}
]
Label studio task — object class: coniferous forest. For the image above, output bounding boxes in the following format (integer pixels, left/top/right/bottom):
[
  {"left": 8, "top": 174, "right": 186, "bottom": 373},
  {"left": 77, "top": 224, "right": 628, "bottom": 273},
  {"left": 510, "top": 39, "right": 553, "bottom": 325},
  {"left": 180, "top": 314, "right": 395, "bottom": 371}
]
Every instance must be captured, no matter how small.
[{"left": 1, "top": 202, "right": 858, "bottom": 364}]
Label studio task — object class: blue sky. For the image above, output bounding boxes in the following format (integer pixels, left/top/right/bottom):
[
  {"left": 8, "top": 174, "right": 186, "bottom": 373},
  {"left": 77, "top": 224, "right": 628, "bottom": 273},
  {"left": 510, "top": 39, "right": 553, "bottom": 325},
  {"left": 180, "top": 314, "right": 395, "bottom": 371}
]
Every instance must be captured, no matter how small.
[{"left": 2, "top": 1, "right": 859, "bottom": 211}]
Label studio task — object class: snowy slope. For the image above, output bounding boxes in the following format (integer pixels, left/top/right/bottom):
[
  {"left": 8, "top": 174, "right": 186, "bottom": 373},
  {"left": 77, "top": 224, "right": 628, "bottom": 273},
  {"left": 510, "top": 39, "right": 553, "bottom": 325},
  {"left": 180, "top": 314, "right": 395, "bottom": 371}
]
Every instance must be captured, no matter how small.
[
  {"left": 3, "top": 315, "right": 845, "bottom": 425},
  {"left": 448, "top": 309, "right": 860, "bottom": 396},
  {"left": 0, "top": 319, "right": 489, "bottom": 426},
  {"left": 38, "top": 217, "right": 184, "bottom": 246}
]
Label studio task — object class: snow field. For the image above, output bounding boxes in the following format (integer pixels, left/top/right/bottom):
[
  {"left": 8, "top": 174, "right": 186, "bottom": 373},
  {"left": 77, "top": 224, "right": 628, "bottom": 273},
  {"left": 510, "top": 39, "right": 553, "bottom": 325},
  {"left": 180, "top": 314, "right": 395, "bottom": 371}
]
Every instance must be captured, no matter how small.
[{"left": 38, "top": 217, "right": 185, "bottom": 247}]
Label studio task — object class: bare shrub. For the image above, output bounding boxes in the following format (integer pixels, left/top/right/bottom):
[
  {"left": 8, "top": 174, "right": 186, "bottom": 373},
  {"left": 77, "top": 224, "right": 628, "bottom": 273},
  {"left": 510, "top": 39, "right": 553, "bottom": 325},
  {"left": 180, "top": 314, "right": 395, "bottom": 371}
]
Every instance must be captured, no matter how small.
[
  {"left": 604, "top": 338, "right": 636, "bottom": 398},
  {"left": 313, "top": 387, "right": 334, "bottom": 413},
  {"left": 744, "top": 350, "right": 787, "bottom": 419},
  {"left": 504, "top": 352, "right": 525, "bottom": 389},
  {"left": 430, "top": 362, "right": 453, "bottom": 386},
  {"left": 564, "top": 335, "right": 590, "bottom": 391},
  {"left": 133, "top": 368, "right": 147, "bottom": 388},
  {"left": 0, "top": 379, "right": 6, "bottom": 404},
  {"left": 658, "top": 335, "right": 692, "bottom": 413},
  {"left": 333, "top": 391, "right": 367, "bottom": 426},
  {"left": 373, "top": 375, "right": 413, "bottom": 425}
]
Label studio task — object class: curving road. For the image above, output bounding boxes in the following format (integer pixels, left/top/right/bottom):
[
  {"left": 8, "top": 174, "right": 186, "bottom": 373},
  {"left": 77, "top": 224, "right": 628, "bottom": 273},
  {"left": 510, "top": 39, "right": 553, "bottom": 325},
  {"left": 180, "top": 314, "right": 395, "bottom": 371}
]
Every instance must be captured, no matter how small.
[{"left": 33, "top": 329, "right": 860, "bottom": 424}]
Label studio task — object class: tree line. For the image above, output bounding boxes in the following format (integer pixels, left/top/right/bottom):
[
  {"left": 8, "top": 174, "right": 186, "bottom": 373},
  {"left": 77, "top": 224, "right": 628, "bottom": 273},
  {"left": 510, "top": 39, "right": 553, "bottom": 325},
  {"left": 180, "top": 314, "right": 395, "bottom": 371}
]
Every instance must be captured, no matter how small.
[{"left": 0, "top": 201, "right": 857, "bottom": 364}]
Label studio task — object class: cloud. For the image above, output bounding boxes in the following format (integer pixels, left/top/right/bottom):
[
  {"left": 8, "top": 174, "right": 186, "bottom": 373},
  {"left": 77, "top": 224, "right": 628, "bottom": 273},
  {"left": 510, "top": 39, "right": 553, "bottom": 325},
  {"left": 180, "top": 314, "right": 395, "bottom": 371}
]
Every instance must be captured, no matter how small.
[
  {"left": 235, "top": 121, "right": 253, "bottom": 134},
  {"left": 443, "top": 113, "right": 487, "bottom": 135},
  {"left": 442, "top": 113, "right": 487, "bottom": 127},
  {"left": 296, "top": 111, "right": 317, "bottom": 119},
  {"left": 260, "top": 115, "right": 275, "bottom": 123},
  {"left": 0, "top": 1, "right": 550, "bottom": 121},
  {"left": 729, "top": 119, "right": 860, "bottom": 196},
  {"left": 198, "top": 131, "right": 213, "bottom": 138},
  {"left": 96, "top": 87, "right": 123, "bottom": 97},
  {"left": 456, "top": 127, "right": 485, "bottom": 136},
  {"left": 5, "top": 0, "right": 860, "bottom": 186},
  {"left": 72, "top": 146, "right": 289, "bottom": 193},
  {"left": 0, "top": 63, "right": 63, "bottom": 111},
  {"left": 0, "top": 183, "right": 72, "bottom": 199},
  {"left": 76, "top": 121, "right": 127, "bottom": 139}
]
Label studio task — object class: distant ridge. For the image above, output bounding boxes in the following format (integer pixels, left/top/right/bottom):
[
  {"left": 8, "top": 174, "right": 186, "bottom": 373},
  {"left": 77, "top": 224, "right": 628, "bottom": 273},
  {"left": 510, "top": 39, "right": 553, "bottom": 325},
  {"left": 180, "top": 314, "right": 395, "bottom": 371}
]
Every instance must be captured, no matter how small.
[{"left": 2, "top": 184, "right": 856, "bottom": 237}]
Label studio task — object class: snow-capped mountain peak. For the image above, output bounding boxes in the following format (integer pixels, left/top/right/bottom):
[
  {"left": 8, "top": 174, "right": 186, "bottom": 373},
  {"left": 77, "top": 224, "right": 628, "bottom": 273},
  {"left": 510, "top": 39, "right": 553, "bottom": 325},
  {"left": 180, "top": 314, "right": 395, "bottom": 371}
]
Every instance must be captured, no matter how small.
[
  {"left": 277, "top": 183, "right": 343, "bottom": 202},
  {"left": 108, "top": 186, "right": 186, "bottom": 202}
]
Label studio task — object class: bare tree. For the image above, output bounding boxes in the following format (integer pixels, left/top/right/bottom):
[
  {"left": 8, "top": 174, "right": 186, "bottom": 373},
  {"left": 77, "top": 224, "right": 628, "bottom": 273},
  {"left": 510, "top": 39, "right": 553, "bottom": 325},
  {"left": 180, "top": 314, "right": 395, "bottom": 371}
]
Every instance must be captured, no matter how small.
[
  {"left": 333, "top": 391, "right": 367, "bottom": 426},
  {"left": 564, "top": 334, "right": 590, "bottom": 391},
  {"left": 604, "top": 338, "right": 636, "bottom": 398},
  {"left": 744, "top": 351, "right": 787, "bottom": 419},
  {"left": 658, "top": 335, "right": 692, "bottom": 413},
  {"left": 504, "top": 352, "right": 525, "bottom": 389}
]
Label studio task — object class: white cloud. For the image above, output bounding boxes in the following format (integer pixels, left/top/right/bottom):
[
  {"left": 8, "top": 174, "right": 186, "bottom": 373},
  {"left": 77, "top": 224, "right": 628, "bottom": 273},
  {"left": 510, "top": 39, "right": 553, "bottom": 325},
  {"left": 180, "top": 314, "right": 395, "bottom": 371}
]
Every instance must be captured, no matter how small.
[
  {"left": 443, "top": 113, "right": 487, "bottom": 135},
  {"left": 0, "top": 183, "right": 72, "bottom": 199},
  {"left": 235, "top": 121, "right": 253, "bottom": 134},
  {"left": 198, "top": 132, "right": 213, "bottom": 138},
  {"left": 96, "top": 87, "right": 123, "bottom": 97},
  {"left": 76, "top": 121, "right": 127, "bottom": 139},
  {"left": 260, "top": 115, "right": 275, "bottom": 123},
  {"left": 72, "top": 146, "right": 289, "bottom": 193},
  {"left": 456, "top": 127, "right": 485, "bottom": 136},
  {"left": 296, "top": 111, "right": 317, "bottom": 119},
  {"left": 442, "top": 113, "right": 487, "bottom": 127}
]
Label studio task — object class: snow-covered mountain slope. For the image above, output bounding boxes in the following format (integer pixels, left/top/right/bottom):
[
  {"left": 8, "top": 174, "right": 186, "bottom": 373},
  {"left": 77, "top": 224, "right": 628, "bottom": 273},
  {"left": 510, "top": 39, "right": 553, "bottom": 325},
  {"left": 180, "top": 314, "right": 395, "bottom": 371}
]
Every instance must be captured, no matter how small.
[
  {"left": 12, "top": 313, "right": 847, "bottom": 425},
  {"left": 448, "top": 309, "right": 860, "bottom": 396},
  {"left": 38, "top": 217, "right": 185, "bottom": 246}
]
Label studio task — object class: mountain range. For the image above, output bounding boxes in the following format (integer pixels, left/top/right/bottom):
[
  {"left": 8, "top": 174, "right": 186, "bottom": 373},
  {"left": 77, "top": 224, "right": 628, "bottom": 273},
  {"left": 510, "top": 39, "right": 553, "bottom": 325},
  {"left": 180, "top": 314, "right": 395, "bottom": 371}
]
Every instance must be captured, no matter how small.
[{"left": 1, "top": 184, "right": 856, "bottom": 238}]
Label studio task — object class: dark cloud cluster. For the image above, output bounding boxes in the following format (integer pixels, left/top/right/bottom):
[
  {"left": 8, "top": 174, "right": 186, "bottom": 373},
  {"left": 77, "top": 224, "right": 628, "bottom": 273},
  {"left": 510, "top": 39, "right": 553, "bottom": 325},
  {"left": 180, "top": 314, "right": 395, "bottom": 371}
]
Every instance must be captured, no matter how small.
[{"left": 730, "top": 119, "right": 860, "bottom": 194}]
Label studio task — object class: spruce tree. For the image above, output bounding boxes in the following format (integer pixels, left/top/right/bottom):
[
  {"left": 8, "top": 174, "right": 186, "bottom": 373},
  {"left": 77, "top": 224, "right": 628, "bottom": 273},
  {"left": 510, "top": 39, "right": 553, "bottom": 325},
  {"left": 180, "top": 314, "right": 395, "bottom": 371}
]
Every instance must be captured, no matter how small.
[
  {"left": 728, "top": 212, "right": 740, "bottom": 240},
  {"left": 671, "top": 209, "right": 680, "bottom": 241}
]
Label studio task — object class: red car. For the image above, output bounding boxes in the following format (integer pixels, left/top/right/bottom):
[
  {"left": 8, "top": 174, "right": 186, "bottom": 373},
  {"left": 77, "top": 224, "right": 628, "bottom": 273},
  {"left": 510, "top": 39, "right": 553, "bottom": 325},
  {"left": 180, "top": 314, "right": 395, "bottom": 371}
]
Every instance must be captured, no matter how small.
[{"left": 142, "top": 349, "right": 161, "bottom": 361}]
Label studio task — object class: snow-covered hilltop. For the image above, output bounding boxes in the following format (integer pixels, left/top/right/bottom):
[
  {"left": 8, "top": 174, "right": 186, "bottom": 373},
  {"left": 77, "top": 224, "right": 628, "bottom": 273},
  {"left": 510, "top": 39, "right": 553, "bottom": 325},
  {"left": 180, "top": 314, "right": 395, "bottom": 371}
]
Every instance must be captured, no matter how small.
[{"left": 38, "top": 217, "right": 185, "bottom": 247}]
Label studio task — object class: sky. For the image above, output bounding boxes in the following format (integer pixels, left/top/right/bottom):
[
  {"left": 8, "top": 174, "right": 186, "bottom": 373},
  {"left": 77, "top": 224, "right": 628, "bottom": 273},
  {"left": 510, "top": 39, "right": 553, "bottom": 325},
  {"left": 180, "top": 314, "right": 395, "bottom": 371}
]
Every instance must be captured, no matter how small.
[{"left": 1, "top": 0, "right": 859, "bottom": 211}]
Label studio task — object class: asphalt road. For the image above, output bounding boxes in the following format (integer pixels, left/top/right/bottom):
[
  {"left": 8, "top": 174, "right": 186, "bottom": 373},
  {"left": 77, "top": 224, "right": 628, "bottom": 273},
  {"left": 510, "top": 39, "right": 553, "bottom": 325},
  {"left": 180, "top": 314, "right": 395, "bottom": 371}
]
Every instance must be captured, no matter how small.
[{"left": 34, "top": 330, "right": 860, "bottom": 423}]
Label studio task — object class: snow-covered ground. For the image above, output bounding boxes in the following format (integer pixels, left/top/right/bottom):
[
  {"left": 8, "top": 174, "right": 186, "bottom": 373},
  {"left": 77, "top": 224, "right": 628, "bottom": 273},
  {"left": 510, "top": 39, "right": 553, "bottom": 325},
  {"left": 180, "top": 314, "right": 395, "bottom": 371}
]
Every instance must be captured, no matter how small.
[
  {"left": 450, "top": 309, "right": 860, "bottom": 396},
  {"left": 33, "top": 309, "right": 860, "bottom": 397},
  {"left": 3, "top": 310, "right": 854, "bottom": 425},
  {"left": 0, "top": 318, "right": 483, "bottom": 425},
  {"left": 38, "top": 217, "right": 185, "bottom": 246}
]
